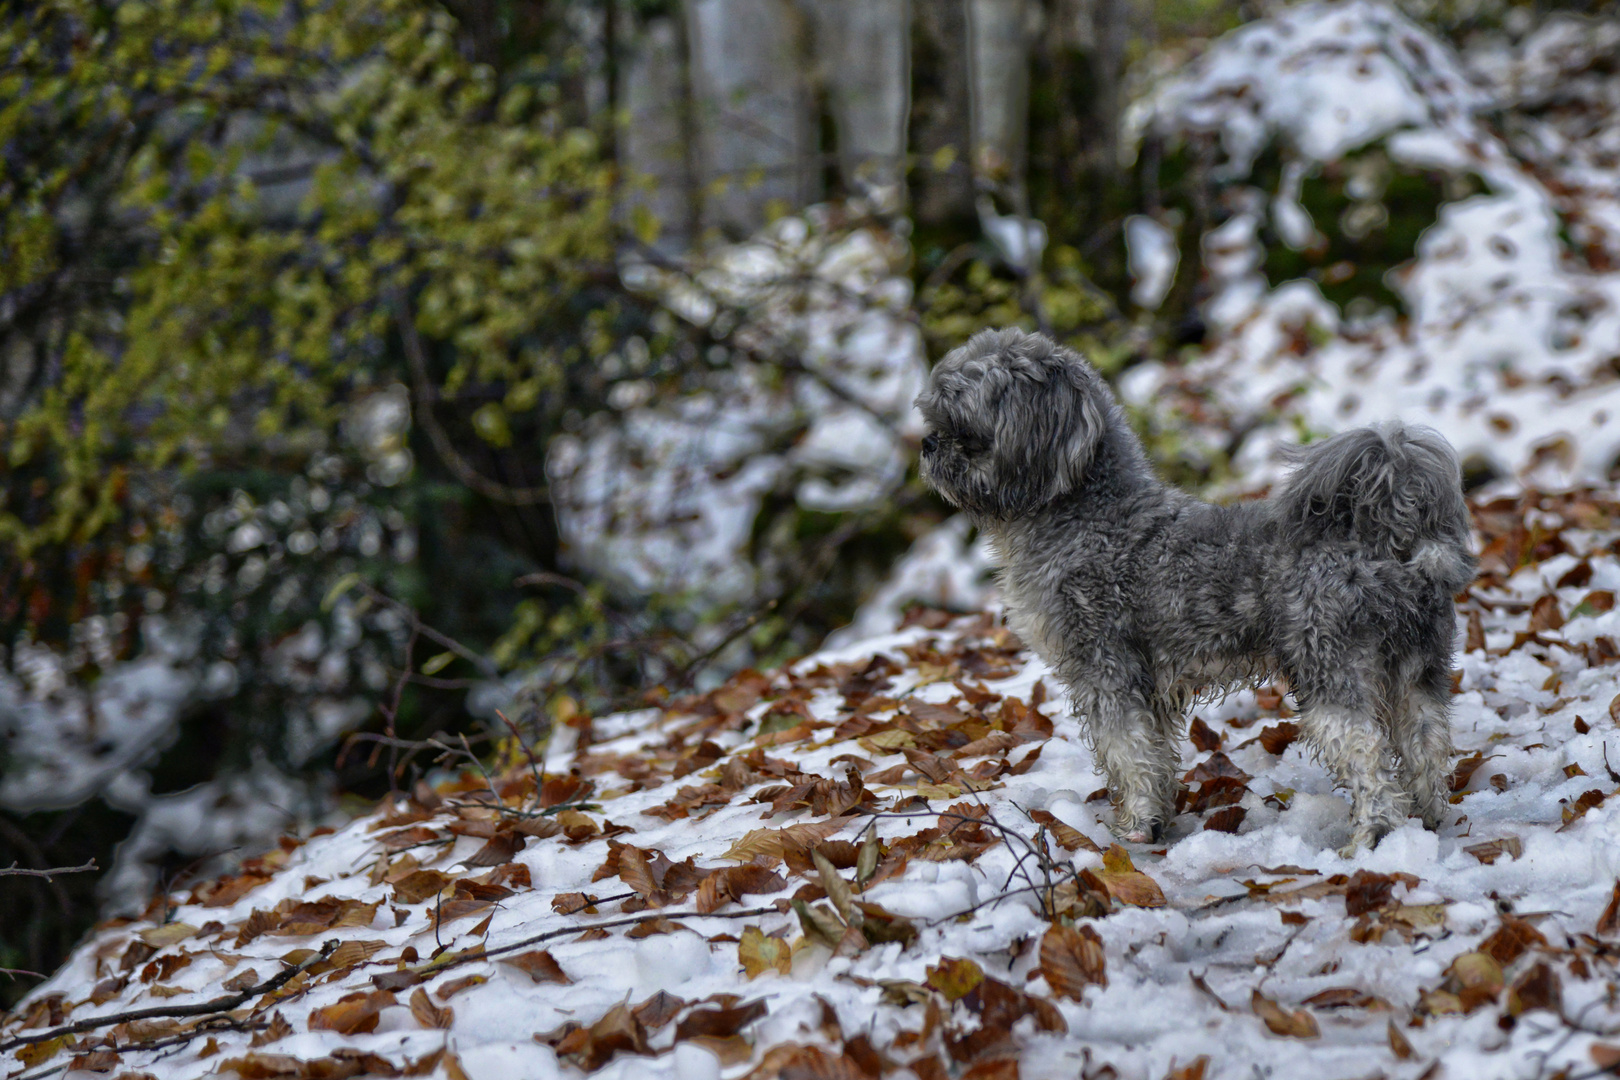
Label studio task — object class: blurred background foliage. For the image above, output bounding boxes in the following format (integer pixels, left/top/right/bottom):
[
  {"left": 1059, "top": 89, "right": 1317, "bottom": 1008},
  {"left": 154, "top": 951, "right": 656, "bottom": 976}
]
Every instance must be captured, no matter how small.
[{"left": 0, "top": 0, "right": 1605, "bottom": 1000}]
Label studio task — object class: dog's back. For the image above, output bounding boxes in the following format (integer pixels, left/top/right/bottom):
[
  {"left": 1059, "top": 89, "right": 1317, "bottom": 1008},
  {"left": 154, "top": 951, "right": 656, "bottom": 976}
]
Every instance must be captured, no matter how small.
[{"left": 1272, "top": 423, "right": 1476, "bottom": 596}]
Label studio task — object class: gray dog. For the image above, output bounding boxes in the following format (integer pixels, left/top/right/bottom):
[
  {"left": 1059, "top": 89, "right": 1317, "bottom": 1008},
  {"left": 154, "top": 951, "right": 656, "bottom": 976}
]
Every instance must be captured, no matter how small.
[{"left": 915, "top": 329, "right": 1476, "bottom": 852}]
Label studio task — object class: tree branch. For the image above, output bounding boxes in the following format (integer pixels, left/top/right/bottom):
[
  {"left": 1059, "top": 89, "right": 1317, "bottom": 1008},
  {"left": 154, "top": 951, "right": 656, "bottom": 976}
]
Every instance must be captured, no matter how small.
[{"left": 0, "top": 941, "right": 339, "bottom": 1053}]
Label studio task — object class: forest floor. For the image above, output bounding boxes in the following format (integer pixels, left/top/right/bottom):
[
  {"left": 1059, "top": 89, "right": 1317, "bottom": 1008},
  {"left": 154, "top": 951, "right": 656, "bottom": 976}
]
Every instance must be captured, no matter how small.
[{"left": 10, "top": 489, "right": 1620, "bottom": 1080}]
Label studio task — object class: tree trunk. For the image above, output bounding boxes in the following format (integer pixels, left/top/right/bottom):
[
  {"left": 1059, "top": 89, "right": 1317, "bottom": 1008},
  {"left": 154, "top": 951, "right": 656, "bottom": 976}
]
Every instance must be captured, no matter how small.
[
  {"left": 617, "top": 13, "right": 699, "bottom": 251},
  {"left": 684, "top": 0, "right": 818, "bottom": 239},
  {"left": 808, "top": 0, "right": 911, "bottom": 213}
]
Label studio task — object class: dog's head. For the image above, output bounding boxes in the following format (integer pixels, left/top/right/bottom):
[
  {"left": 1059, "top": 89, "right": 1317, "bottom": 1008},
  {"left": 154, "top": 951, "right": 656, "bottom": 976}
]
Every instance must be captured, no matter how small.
[{"left": 914, "top": 329, "right": 1110, "bottom": 520}]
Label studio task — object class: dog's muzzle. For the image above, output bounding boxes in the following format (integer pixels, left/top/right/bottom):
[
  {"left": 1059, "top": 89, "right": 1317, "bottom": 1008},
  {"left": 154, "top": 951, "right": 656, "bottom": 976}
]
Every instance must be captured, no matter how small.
[{"left": 921, "top": 433, "right": 939, "bottom": 456}]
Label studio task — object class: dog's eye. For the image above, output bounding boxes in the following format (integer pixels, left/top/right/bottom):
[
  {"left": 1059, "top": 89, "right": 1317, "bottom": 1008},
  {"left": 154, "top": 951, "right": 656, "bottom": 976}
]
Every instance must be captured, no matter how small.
[{"left": 958, "top": 434, "right": 989, "bottom": 455}]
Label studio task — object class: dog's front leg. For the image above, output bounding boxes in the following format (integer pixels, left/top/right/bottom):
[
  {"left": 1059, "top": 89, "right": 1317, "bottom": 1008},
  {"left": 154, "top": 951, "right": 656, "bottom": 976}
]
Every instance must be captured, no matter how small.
[{"left": 1075, "top": 685, "right": 1179, "bottom": 843}]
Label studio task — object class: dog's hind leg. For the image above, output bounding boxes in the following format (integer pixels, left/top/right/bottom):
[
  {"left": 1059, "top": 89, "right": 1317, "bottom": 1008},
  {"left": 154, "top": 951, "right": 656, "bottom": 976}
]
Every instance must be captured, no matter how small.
[
  {"left": 1390, "top": 663, "right": 1456, "bottom": 831},
  {"left": 1295, "top": 691, "right": 1411, "bottom": 855}
]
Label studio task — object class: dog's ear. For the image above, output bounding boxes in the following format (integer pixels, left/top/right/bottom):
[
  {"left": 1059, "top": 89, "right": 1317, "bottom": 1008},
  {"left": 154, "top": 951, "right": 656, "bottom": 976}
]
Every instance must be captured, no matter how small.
[
  {"left": 988, "top": 357, "right": 1107, "bottom": 509},
  {"left": 1047, "top": 371, "right": 1107, "bottom": 498}
]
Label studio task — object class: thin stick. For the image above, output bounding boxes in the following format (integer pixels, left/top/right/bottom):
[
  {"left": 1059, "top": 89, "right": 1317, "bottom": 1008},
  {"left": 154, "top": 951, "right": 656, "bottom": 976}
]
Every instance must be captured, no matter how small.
[
  {"left": 0, "top": 941, "right": 339, "bottom": 1053},
  {"left": 0, "top": 860, "right": 97, "bottom": 880}
]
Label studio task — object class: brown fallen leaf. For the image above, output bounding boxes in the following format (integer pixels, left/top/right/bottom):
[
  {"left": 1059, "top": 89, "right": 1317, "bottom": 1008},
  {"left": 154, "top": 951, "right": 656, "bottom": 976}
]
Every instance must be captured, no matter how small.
[
  {"left": 1463, "top": 837, "right": 1523, "bottom": 866},
  {"left": 434, "top": 974, "right": 486, "bottom": 1000},
  {"left": 1388, "top": 1019, "right": 1414, "bottom": 1060},
  {"left": 308, "top": 989, "right": 396, "bottom": 1035},
  {"left": 1506, "top": 961, "right": 1562, "bottom": 1017},
  {"left": 1479, "top": 915, "right": 1547, "bottom": 965},
  {"left": 1598, "top": 880, "right": 1620, "bottom": 937},
  {"left": 560, "top": 1002, "right": 649, "bottom": 1071},
  {"left": 409, "top": 987, "right": 454, "bottom": 1029},
  {"left": 501, "top": 950, "right": 572, "bottom": 985},
  {"left": 1251, "top": 990, "right": 1318, "bottom": 1038},
  {"left": 632, "top": 990, "right": 687, "bottom": 1031},
  {"left": 1258, "top": 722, "right": 1300, "bottom": 755},
  {"left": 1166, "top": 1058, "right": 1211, "bottom": 1080},
  {"left": 1027, "top": 809, "right": 1101, "bottom": 853},
  {"left": 1301, "top": 988, "right": 1387, "bottom": 1010},
  {"left": 1095, "top": 845, "right": 1167, "bottom": 908},
  {"left": 392, "top": 870, "right": 453, "bottom": 905},
  {"left": 135, "top": 923, "right": 197, "bottom": 948},
  {"left": 1344, "top": 870, "right": 1401, "bottom": 917},
  {"left": 1188, "top": 716, "right": 1223, "bottom": 753},
  {"left": 1452, "top": 750, "right": 1495, "bottom": 792},
  {"left": 722, "top": 821, "right": 844, "bottom": 862},
  {"left": 674, "top": 1000, "right": 767, "bottom": 1041},
  {"left": 695, "top": 865, "right": 788, "bottom": 914},
  {"left": 1203, "top": 807, "right": 1246, "bottom": 834},
  {"left": 1039, "top": 923, "right": 1107, "bottom": 1000}
]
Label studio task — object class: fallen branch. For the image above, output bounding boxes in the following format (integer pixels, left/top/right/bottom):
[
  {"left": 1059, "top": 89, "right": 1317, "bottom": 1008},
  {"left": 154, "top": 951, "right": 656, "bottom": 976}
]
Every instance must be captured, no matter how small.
[{"left": 0, "top": 940, "right": 339, "bottom": 1053}]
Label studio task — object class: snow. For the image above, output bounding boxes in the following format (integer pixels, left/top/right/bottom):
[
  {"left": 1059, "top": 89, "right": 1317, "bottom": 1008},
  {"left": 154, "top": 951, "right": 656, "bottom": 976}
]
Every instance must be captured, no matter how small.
[
  {"left": 826, "top": 515, "right": 995, "bottom": 649},
  {"left": 550, "top": 209, "right": 926, "bottom": 602},
  {"left": 16, "top": 491, "right": 1620, "bottom": 1080},
  {"left": 1124, "top": 0, "right": 1620, "bottom": 491}
]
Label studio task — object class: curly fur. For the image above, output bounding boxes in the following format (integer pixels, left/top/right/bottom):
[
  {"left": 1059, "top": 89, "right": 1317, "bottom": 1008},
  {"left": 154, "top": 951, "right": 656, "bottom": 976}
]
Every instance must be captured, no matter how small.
[{"left": 915, "top": 329, "right": 1476, "bottom": 852}]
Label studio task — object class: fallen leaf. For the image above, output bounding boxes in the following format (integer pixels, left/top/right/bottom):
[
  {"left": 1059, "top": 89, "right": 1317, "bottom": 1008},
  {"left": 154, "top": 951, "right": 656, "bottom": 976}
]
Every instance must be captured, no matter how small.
[
  {"left": 1388, "top": 1019, "right": 1414, "bottom": 1060},
  {"left": 1188, "top": 716, "right": 1223, "bottom": 752},
  {"left": 1203, "top": 807, "right": 1246, "bottom": 833},
  {"left": 1506, "top": 960, "right": 1562, "bottom": 1017},
  {"left": 1258, "top": 722, "right": 1300, "bottom": 755},
  {"left": 722, "top": 821, "right": 844, "bottom": 862},
  {"left": 1095, "top": 845, "right": 1167, "bottom": 907},
  {"left": 1463, "top": 837, "right": 1523, "bottom": 866},
  {"left": 391, "top": 870, "right": 453, "bottom": 905},
  {"left": 674, "top": 1000, "right": 767, "bottom": 1041},
  {"left": 1039, "top": 924, "right": 1107, "bottom": 1000},
  {"left": 1598, "top": 880, "right": 1620, "bottom": 936},
  {"left": 632, "top": 990, "right": 687, "bottom": 1031},
  {"left": 1479, "top": 915, "right": 1547, "bottom": 965},
  {"left": 501, "top": 950, "right": 571, "bottom": 985},
  {"left": 739, "top": 926, "right": 792, "bottom": 978},
  {"left": 926, "top": 956, "right": 985, "bottom": 1001},
  {"left": 409, "top": 987, "right": 453, "bottom": 1029},
  {"left": 308, "top": 989, "right": 396, "bottom": 1035},
  {"left": 1450, "top": 751, "right": 1487, "bottom": 792},
  {"left": 1251, "top": 990, "right": 1318, "bottom": 1038},
  {"left": 135, "top": 923, "right": 197, "bottom": 948}
]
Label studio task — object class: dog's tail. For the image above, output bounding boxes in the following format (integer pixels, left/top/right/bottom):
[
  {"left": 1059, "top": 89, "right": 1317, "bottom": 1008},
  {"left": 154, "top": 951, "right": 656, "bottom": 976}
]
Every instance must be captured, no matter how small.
[{"left": 1274, "top": 423, "right": 1476, "bottom": 594}]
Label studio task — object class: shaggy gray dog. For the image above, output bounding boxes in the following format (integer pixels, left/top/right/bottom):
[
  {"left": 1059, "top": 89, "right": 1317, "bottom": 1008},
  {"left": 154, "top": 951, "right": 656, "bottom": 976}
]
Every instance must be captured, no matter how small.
[{"left": 915, "top": 329, "right": 1476, "bottom": 852}]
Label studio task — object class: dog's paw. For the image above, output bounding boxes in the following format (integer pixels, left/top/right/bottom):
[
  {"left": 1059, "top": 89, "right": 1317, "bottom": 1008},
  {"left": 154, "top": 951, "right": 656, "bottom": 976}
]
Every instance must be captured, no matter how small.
[{"left": 1119, "top": 820, "right": 1165, "bottom": 845}]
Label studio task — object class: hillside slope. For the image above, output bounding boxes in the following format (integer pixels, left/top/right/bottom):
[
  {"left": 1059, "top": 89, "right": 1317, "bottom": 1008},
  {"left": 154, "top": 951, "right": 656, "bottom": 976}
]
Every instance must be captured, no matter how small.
[{"left": 9, "top": 491, "right": 1620, "bottom": 1080}]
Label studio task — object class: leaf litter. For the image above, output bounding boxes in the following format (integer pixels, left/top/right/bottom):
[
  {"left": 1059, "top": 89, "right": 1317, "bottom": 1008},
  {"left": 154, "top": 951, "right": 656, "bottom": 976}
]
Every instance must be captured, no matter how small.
[{"left": 12, "top": 493, "right": 1620, "bottom": 1078}]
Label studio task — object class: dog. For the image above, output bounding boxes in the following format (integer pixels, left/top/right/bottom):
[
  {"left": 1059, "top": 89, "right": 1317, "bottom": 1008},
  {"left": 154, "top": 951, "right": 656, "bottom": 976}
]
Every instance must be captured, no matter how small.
[{"left": 915, "top": 329, "right": 1476, "bottom": 852}]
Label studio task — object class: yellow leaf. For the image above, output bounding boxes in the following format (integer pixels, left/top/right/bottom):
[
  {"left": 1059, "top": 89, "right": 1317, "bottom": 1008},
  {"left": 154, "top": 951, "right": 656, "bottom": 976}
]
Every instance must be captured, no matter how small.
[
  {"left": 926, "top": 957, "right": 985, "bottom": 1001},
  {"left": 739, "top": 927, "right": 792, "bottom": 979},
  {"left": 419, "top": 651, "right": 455, "bottom": 676},
  {"left": 136, "top": 923, "right": 198, "bottom": 947}
]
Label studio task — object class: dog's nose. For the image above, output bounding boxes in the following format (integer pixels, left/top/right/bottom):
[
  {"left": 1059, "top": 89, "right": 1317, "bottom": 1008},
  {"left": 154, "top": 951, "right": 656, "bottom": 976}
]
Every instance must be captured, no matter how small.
[{"left": 921, "top": 434, "right": 939, "bottom": 455}]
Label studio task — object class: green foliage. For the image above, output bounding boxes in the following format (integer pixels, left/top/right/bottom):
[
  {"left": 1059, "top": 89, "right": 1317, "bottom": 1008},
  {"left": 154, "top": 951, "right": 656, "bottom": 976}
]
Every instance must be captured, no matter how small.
[
  {"left": 0, "top": 0, "right": 616, "bottom": 556},
  {"left": 1252, "top": 146, "right": 1483, "bottom": 318}
]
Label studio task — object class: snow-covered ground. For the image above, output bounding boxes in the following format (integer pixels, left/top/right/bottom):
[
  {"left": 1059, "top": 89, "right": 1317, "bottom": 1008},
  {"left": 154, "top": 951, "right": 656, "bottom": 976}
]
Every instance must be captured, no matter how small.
[
  {"left": 12, "top": 488, "right": 1620, "bottom": 1080},
  {"left": 1123, "top": 1, "right": 1620, "bottom": 493}
]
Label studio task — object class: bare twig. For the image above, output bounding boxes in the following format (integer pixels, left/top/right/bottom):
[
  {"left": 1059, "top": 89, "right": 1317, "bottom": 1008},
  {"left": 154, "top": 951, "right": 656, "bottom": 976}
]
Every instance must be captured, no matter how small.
[
  {"left": 0, "top": 860, "right": 97, "bottom": 880},
  {"left": 390, "top": 286, "right": 550, "bottom": 506},
  {"left": 0, "top": 941, "right": 339, "bottom": 1053}
]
